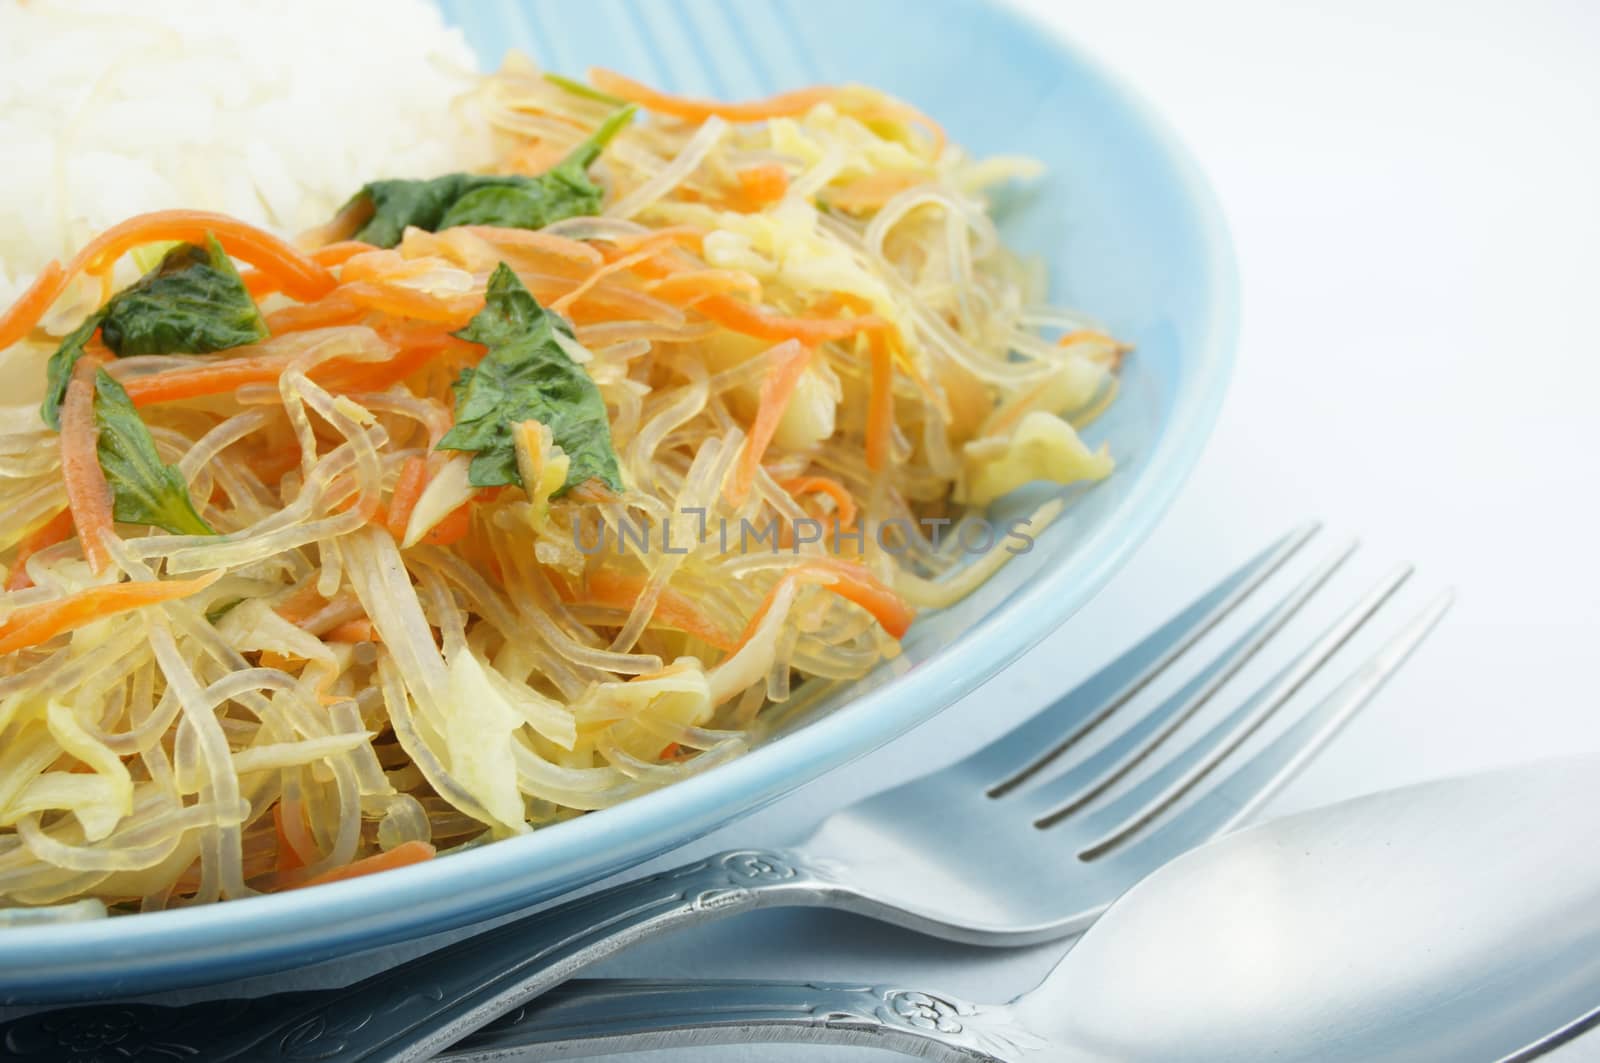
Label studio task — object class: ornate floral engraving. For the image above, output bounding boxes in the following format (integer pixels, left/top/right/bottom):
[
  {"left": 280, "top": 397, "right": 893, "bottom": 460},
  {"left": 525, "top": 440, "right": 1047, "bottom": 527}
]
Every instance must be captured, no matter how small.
[
  {"left": 886, "top": 990, "right": 965, "bottom": 1034},
  {"left": 721, "top": 850, "right": 798, "bottom": 882}
]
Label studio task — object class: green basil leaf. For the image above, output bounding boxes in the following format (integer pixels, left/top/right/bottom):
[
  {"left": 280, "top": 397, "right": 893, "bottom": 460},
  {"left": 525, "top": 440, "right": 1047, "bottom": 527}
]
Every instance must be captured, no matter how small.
[
  {"left": 98, "top": 236, "right": 268, "bottom": 357},
  {"left": 39, "top": 312, "right": 104, "bottom": 431},
  {"left": 437, "top": 264, "right": 622, "bottom": 495},
  {"left": 93, "top": 370, "right": 215, "bottom": 537},
  {"left": 40, "top": 235, "right": 267, "bottom": 429},
  {"left": 345, "top": 105, "right": 635, "bottom": 248}
]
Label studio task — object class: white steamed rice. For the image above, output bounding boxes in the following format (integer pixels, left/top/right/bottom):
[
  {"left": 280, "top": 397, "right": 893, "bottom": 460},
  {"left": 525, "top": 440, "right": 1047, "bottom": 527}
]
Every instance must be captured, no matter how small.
[{"left": 0, "top": 0, "right": 493, "bottom": 307}]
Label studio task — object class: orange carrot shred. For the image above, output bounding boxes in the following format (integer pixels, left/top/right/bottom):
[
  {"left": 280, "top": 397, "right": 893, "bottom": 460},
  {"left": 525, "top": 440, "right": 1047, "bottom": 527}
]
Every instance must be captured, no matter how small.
[
  {"left": 732, "top": 163, "right": 790, "bottom": 210},
  {"left": 325, "top": 619, "right": 376, "bottom": 644},
  {"left": 805, "top": 557, "right": 915, "bottom": 638},
  {"left": 336, "top": 281, "right": 483, "bottom": 327},
  {"left": 866, "top": 329, "right": 896, "bottom": 472},
  {"left": 776, "top": 476, "right": 859, "bottom": 529},
  {"left": 59, "top": 353, "right": 115, "bottom": 574},
  {"left": 0, "top": 261, "right": 66, "bottom": 351},
  {"left": 731, "top": 339, "right": 812, "bottom": 502},
  {"left": 262, "top": 291, "right": 366, "bottom": 333},
  {"left": 590, "top": 67, "right": 836, "bottom": 123},
  {"left": 551, "top": 246, "right": 659, "bottom": 316},
  {"left": 725, "top": 557, "right": 914, "bottom": 658},
  {"left": 581, "top": 569, "right": 737, "bottom": 652},
  {"left": 272, "top": 582, "right": 329, "bottom": 626},
  {"left": 420, "top": 500, "right": 474, "bottom": 546},
  {"left": 0, "top": 571, "right": 221, "bottom": 655},
  {"left": 288, "top": 840, "right": 436, "bottom": 890},
  {"left": 314, "top": 241, "right": 380, "bottom": 267},
  {"left": 696, "top": 295, "right": 888, "bottom": 345},
  {"left": 644, "top": 270, "right": 760, "bottom": 306},
  {"left": 6, "top": 508, "right": 76, "bottom": 591},
  {"left": 385, "top": 455, "right": 429, "bottom": 541}
]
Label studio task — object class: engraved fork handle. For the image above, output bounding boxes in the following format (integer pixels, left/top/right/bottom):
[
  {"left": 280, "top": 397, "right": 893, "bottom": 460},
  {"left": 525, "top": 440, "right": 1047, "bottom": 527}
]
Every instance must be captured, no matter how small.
[
  {"left": 0, "top": 850, "right": 838, "bottom": 1063},
  {"left": 436, "top": 978, "right": 1036, "bottom": 1063}
]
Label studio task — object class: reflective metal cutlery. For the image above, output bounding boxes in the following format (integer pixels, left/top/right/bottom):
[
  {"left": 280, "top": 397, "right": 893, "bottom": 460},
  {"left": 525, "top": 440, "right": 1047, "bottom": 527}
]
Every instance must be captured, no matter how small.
[
  {"left": 444, "top": 756, "right": 1600, "bottom": 1062},
  {"left": 2, "top": 525, "right": 1444, "bottom": 1061}
]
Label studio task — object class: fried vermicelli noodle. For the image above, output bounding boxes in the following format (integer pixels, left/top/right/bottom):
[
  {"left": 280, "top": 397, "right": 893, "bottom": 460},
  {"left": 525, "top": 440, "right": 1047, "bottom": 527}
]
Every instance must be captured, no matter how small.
[{"left": 0, "top": 59, "right": 1123, "bottom": 914}]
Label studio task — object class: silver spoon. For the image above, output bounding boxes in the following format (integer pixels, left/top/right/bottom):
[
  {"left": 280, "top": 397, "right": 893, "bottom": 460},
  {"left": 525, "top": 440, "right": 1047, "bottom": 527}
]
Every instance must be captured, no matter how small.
[{"left": 444, "top": 756, "right": 1600, "bottom": 1062}]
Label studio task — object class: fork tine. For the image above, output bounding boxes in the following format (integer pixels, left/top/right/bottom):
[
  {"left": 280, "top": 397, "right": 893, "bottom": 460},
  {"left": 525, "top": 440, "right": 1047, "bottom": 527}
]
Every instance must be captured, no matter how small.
[
  {"left": 979, "top": 522, "right": 1319, "bottom": 795},
  {"left": 1084, "top": 588, "right": 1453, "bottom": 864},
  {"left": 1062, "top": 561, "right": 1412, "bottom": 840},
  {"left": 1021, "top": 539, "right": 1356, "bottom": 823}
]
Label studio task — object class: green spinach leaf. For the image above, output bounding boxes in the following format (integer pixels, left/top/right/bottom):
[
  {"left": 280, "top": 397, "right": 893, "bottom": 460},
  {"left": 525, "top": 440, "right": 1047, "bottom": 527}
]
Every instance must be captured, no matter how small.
[
  {"left": 93, "top": 370, "right": 215, "bottom": 536},
  {"left": 345, "top": 105, "right": 635, "bottom": 248},
  {"left": 99, "top": 236, "right": 268, "bottom": 356},
  {"left": 40, "top": 236, "right": 267, "bottom": 429},
  {"left": 438, "top": 264, "right": 622, "bottom": 495}
]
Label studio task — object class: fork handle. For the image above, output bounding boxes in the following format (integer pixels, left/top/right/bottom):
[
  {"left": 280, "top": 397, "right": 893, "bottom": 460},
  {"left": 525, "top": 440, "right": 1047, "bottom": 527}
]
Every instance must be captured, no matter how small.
[
  {"left": 435, "top": 978, "right": 1036, "bottom": 1063},
  {"left": 0, "top": 850, "right": 836, "bottom": 1063}
]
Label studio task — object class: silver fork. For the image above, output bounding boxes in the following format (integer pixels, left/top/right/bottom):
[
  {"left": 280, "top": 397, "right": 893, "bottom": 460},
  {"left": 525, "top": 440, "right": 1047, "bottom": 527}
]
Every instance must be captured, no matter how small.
[{"left": 5, "top": 523, "right": 1442, "bottom": 1063}]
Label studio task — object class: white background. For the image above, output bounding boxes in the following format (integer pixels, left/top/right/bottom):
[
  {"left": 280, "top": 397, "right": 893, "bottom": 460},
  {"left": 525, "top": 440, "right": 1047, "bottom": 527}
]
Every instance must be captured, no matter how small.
[{"left": 29, "top": 0, "right": 1600, "bottom": 1058}]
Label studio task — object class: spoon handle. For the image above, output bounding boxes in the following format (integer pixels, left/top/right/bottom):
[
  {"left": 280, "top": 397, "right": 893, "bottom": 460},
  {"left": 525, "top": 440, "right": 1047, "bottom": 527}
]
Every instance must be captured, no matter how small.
[
  {"left": 0, "top": 850, "right": 838, "bottom": 1063},
  {"left": 435, "top": 978, "right": 1040, "bottom": 1063}
]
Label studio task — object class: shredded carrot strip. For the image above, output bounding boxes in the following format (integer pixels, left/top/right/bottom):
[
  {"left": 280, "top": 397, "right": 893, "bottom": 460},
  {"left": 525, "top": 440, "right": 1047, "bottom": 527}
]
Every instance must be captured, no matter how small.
[
  {"left": 581, "top": 569, "right": 737, "bottom": 652},
  {"left": 602, "top": 226, "right": 708, "bottom": 260},
  {"left": 118, "top": 325, "right": 467, "bottom": 407},
  {"left": 262, "top": 291, "right": 366, "bottom": 334},
  {"left": 244, "top": 242, "right": 381, "bottom": 298},
  {"left": 59, "top": 353, "right": 115, "bottom": 574},
  {"left": 314, "top": 241, "right": 380, "bottom": 267},
  {"left": 1, "top": 213, "right": 336, "bottom": 350},
  {"left": 0, "top": 261, "right": 66, "bottom": 351},
  {"left": 5, "top": 508, "right": 76, "bottom": 591},
  {"left": 118, "top": 352, "right": 295, "bottom": 406},
  {"left": 727, "top": 557, "right": 914, "bottom": 654},
  {"left": 420, "top": 500, "right": 475, "bottom": 547},
  {"left": 272, "top": 582, "right": 329, "bottom": 625},
  {"left": 732, "top": 340, "right": 812, "bottom": 502},
  {"left": 727, "top": 572, "right": 815, "bottom": 655},
  {"left": 551, "top": 246, "right": 659, "bottom": 316},
  {"left": 588, "top": 69, "right": 943, "bottom": 155},
  {"left": 866, "top": 330, "right": 896, "bottom": 472},
  {"left": 776, "top": 476, "right": 858, "bottom": 528},
  {"left": 696, "top": 295, "right": 888, "bottom": 345},
  {"left": 325, "top": 618, "right": 376, "bottom": 643},
  {"left": 732, "top": 163, "right": 790, "bottom": 210},
  {"left": 337, "top": 281, "right": 483, "bottom": 327},
  {"left": 337, "top": 249, "right": 448, "bottom": 286},
  {"left": 0, "top": 571, "right": 220, "bottom": 655},
  {"left": 455, "top": 226, "right": 604, "bottom": 269},
  {"left": 805, "top": 557, "right": 915, "bottom": 638},
  {"left": 287, "top": 840, "right": 436, "bottom": 890},
  {"left": 385, "top": 456, "right": 429, "bottom": 542},
  {"left": 323, "top": 331, "right": 473, "bottom": 394},
  {"left": 644, "top": 270, "right": 760, "bottom": 305},
  {"left": 591, "top": 67, "right": 835, "bottom": 123}
]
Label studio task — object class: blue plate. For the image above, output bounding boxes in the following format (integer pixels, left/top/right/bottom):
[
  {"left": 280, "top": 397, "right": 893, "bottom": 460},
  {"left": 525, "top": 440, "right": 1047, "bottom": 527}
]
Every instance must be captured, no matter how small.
[{"left": 0, "top": 0, "right": 1236, "bottom": 1002}]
